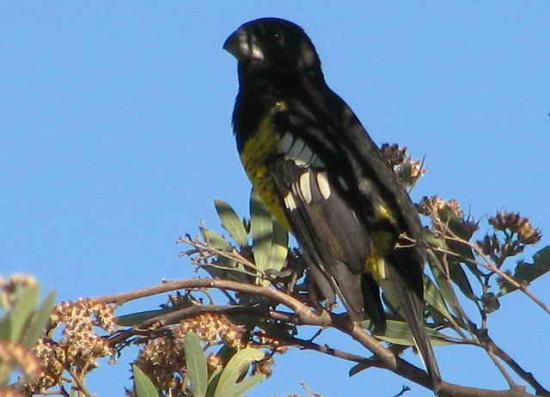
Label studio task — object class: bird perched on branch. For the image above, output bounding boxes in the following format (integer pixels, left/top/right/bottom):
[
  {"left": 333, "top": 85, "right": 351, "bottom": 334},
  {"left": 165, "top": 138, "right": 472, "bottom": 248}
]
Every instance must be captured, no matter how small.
[{"left": 223, "top": 17, "right": 440, "bottom": 387}]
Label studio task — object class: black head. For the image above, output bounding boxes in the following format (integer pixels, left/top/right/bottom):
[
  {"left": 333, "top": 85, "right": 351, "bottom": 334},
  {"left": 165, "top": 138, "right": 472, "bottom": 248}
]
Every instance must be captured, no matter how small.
[{"left": 223, "top": 18, "right": 321, "bottom": 73}]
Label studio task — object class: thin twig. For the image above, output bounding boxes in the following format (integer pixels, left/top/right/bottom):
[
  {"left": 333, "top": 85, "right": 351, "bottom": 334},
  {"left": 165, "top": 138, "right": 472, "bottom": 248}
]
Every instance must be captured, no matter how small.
[
  {"left": 486, "top": 336, "right": 550, "bottom": 396},
  {"left": 67, "top": 368, "right": 93, "bottom": 397},
  {"left": 393, "top": 385, "right": 411, "bottom": 397},
  {"left": 486, "top": 350, "right": 517, "bottom": 389},
  {"left": 469, "top": 242, "right": 550, "bottom": 315},
  {"left": 181, "top": 236, "right": 268, "bottom": 278},
  {"left": 253, "top": 331, "right": 368, "bottom": 364}
]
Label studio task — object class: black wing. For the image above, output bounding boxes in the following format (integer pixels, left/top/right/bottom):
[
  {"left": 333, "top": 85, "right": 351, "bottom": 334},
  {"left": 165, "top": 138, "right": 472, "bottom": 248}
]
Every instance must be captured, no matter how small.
[{"left": 268, "top": 79, "right": 440, "bottom": 385}]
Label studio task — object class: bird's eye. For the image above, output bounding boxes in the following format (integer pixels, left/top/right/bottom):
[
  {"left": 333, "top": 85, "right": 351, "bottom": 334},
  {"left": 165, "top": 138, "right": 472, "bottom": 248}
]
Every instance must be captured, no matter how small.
[{"left": 273, "top": 31, "right": 283, "bottom": 43}]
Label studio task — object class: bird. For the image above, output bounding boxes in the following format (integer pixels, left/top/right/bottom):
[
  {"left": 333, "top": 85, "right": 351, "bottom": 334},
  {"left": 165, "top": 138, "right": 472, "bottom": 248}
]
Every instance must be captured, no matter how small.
[{"left": 223, "top": 17, "right": 441, "bottom": 387}]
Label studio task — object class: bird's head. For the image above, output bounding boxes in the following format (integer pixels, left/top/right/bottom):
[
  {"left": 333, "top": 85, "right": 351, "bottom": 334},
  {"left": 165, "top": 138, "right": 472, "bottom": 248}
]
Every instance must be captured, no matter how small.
[{"left": 223, "top": 18, "right": 321, "bottom": 73}]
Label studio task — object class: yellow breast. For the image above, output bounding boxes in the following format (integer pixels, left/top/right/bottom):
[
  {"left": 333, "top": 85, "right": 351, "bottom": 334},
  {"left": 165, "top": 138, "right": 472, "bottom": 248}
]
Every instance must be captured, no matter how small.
[{"left": 240, "top": 101, "right": 292, "bottom": 231}]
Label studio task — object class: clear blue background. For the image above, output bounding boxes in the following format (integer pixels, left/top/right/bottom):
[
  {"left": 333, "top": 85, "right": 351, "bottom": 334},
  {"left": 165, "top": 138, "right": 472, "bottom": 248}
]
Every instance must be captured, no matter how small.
[{"left": 1, "top": 2, "right": 549, "bottom": 396}]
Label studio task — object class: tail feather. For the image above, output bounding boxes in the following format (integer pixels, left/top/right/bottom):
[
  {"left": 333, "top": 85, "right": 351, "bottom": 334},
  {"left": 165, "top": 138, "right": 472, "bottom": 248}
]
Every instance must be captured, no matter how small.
[
  {"left": 361, "top": 274, "right": 386, "bottom": 333},
  {"left": 386, "top": 261, "right": 441, "bottom": 389}
]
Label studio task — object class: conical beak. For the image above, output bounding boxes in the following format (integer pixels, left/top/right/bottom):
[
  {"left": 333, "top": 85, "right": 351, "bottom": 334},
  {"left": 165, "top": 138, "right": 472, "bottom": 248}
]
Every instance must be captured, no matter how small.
[{"left": 223, "top": 28, "right": 264, "bottom": 61}]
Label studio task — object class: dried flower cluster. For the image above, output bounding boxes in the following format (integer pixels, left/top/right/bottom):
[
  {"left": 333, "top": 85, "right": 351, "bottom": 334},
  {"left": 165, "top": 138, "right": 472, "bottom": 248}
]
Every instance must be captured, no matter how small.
[
  {"left": 418, "top": 195, "right": 463, "bottom": 220},
  {"left": 174, "top": 313, "right": 244, "bottom": 348},
  {"left": 0, "top": 389, "right": 26, "bottom": 397},
  {"left": 489, "top": 212, "right": 542, "bottom": 245},
  {"left": 380, "top": 143, "right": 426, "bottom": 187},
  {"left": 478, "top": 212, "right": 542, "bottom": 266},
  {"left": 0, "top": 274, "right": 38, "bottom": 308},
  {"left": 253, "top": 356, "right": 274, "bottom": 377},
  {"left": 134, "top": 335, "right": 187, "bottom": 394},
  {"left": 135, "top": 313, "right": 245, "bottom": 394},
  {"left": 21, "top": 299, "right": 115, "bottom": 394},
  {"left": 0, "top": 341, "right": 40, "bottom": 382},
  {"left": 206, "top": 352, "right": 223, "bottom": 371},
  {"left": 418, "top": 195, "right": 479, "bottom": 242},
  {"left": 254, "top": 331, "right": 289, "bottom": 354}
]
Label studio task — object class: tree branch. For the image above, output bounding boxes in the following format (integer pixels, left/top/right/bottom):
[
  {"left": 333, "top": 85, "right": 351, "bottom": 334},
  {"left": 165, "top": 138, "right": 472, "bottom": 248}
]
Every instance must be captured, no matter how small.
[{"left": 95, "top": 278, "right": 542, "bottom": 397}]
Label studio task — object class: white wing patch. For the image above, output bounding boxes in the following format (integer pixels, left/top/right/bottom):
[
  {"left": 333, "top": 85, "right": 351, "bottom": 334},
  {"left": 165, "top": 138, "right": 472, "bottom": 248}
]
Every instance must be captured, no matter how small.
[
  {"left": 293, "top": 144, "right": 314, "bottom": 166},
  {"left": 316, "top": 172, "right": 331, "bottom": 200},
  {"left": 278, "top": 132, "right": 325, "bottom": 167},
  {"left": 278, "top": 132, "right": 294, "bottom": 153},
  {"left": 283, "top": 191, "right": 298, "bottom": 211},
  {"left": 298, "top": 172, "right": 313, "bottom": 204},
  {"left": 286, "top": 137, "right": 305, "bottom": 160}
]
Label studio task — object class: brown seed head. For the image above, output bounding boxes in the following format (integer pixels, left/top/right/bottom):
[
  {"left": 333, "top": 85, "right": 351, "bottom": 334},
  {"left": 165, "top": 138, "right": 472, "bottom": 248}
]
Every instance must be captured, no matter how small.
[
  {"left": 255, "top": 357, "right": 274, "bottom": 377},
  {"left": 380, "top": 143, "right": 408, "bottom": 167},
  {"left": 489, "top": 212, "right": 541, "bottom": 245}
]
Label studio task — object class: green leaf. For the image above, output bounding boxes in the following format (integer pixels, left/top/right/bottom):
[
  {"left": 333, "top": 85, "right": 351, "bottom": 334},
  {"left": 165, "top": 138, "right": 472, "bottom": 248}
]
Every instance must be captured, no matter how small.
[
  {"left": 423, "top": 276, "right": 461, "bottom": 329},
  {"left": 269, "top": 216, "right": 288, "bottom": 274},
  {"left": 201, "top": 228, "right": 234, "bottom": 251},
  {"left": 225, "top": 373, "right": 266, "bottom": 397},
  {"left": 425, "top": 231, "right": 477, "bottom": 301},
  {"left": 0, "top": 317, "right": 10, "bottom": 341},
  {"left": 249, "top": 189, "right": 289, "bottom": 285},
  {"left": 206, "top": 367, "right": 223, "bottom": 397},
  {"left": 184, "top": 331, "right": 208, "bottom": 397},
  {"left": 481, "top": 292, "right": 501, "bottom": 313},
  {"left": 250, "top": 189, "right": 274, "bottom": 275},
  {"left": 424, "top": 230, "right": 447, "bottom": 251},
  {"left": 499, "top": 245, "right": 550, "bottom": 296},
  {"left": 360, "top": 319, "right": 463, "bottom": 346},
  {"left": 9, "top": 283, "right": 40, "bottom": 341},
  {"left": 432, "top": 266, "right": 468, "bottom": 320},
  {"left": 22, "top": 291, "right": 56, "bottom": 348},
  {"left": 133, "top": 365, "right": 160, "bottom": 397},
  {"left": 215, "top": 199, "right": 249, "bottom": 247},
  {"left": 448, "top": 263, "right": 477, "bottom": 302},
  {"left": 213, "top": 347, "right": 265, "bottom": 397}
]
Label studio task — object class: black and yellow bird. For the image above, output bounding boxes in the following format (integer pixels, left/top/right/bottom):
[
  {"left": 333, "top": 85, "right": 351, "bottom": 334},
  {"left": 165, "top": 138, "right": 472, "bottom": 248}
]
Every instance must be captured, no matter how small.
[{"left": 223, "top": 18, "right": 440, "bottom": 386}]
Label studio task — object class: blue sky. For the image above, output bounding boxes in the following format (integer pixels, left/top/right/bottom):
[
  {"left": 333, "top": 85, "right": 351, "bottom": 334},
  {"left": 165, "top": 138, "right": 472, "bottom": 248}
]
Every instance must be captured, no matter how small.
[{"left": 1, "top": 1, "right": 549, "bottom": 396}]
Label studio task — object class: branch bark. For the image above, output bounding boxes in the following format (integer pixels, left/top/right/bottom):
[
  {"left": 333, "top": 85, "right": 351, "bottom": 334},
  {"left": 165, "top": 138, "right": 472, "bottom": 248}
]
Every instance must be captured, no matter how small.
[{"left": 94, "top": 278, "right": 544, "bottom": 397}]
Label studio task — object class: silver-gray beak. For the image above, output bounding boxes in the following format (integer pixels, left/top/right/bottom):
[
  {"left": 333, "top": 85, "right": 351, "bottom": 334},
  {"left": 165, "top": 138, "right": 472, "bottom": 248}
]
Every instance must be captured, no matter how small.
[{"left": 223, "top": 28, "right": 264, "bottom": 61}]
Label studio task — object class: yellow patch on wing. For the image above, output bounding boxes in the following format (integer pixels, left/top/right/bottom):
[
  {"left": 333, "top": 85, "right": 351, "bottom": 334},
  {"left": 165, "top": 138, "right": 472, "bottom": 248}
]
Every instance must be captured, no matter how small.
[
  {"left": 375, "top": 202, "right": 396, "bottom": 223},
  {"left": 366, "top": 255, "right": 388, "bottom": 283},
  {"left": 365, "top": 229, "right": 396, "bottom": 277},
  {"left": 241, "top": 101, "right": 291, "bottom": 230}
]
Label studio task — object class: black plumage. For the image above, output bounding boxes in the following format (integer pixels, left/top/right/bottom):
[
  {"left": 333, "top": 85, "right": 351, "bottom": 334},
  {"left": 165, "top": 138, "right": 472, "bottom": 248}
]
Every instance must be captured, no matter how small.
[{"left": 223, "top": 17, "right": 440, "bottom": 387}]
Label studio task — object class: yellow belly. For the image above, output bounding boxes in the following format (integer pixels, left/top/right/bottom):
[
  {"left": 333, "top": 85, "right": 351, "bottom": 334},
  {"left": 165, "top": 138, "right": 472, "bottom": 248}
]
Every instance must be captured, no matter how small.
[{"left": 240, "top": 101, "right": 291, "bottom": 231}]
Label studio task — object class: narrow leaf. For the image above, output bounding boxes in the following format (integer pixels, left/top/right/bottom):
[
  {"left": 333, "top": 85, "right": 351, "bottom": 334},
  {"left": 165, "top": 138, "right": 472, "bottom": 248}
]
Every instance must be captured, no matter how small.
[
  {"left": 184, "top": 331, "right": 208, "bottom": 397},
  {"left": 423, "top": 277, "right": 460, "bottom": 329},
  {"left": 22, "top": 291, "right": 56, "bottom": 348},
  {"left": 9, "top": 284, "right": 40, "bottom": 341},
  {"left": 206, "top": 367, "right": 223, "bottom": 397},
  {"left": 201, "top": 228, "right": 233, "bottom": 251},
  {"left": 269, "top": 217, "right": 289, "bottom": 274},
  {"left": 360, "top": 319, "right": 463, "bottom": 346},
  {"left": 432, "top": 266, "right": 468, "bottom": 320},
  {"left": 213, "top": 347, "right": 265, "bottom": 397},
  {"left": 225, "top": 373, "right": 266, "bottom": 397},
  {"left": 133, "top": 365, "right": 160, "bottom": 397},
  {"left": 448, "top": 263, "right": 477, "bottom": 301},
  {"left": 215, "top": 199, "right": 249, "bottom": 247},
  {"left": 250, "top": 190, "right": 274, "bottom": 274},
  {"left": 499, "top": 245, "right": 550, "bottom": 296}
]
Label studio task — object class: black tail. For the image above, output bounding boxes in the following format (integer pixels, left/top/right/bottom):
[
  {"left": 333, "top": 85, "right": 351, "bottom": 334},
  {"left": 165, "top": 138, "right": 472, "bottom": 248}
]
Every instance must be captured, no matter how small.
[
  {"left": 361, "top": 274, "right": 386, "bottom": 333},
  {"left": 386, "top": 253, "right": 441, "bottom": 390}
]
